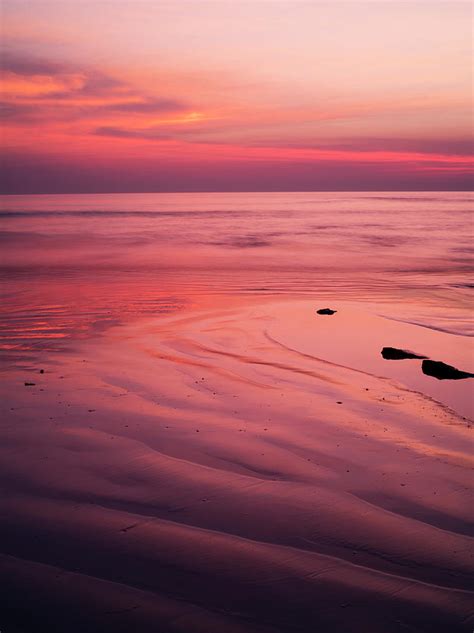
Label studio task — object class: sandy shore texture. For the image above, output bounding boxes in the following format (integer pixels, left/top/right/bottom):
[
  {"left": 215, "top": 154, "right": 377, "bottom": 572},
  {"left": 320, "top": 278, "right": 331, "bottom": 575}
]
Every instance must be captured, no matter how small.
[{"left": 0, "top": 297, "right": 472, "bottom": 632}]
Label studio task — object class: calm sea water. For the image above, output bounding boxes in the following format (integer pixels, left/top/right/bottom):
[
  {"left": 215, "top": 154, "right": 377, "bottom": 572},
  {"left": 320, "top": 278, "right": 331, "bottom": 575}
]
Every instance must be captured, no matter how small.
[{"left": 0, "top": 192, "right": 472, "bottom": 353}]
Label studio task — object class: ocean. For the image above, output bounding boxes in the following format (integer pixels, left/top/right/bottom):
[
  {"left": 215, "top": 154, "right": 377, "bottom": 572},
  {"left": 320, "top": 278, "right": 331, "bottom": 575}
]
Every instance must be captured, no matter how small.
[{"left": 1, "top": 191, "right": 472, "bottom": 338}]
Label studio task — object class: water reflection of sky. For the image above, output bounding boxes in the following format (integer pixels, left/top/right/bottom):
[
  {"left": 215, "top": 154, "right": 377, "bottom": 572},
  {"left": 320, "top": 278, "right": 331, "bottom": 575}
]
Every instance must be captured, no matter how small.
[{"left": 1, "top": 192, "right": 472, "bottom": 355}]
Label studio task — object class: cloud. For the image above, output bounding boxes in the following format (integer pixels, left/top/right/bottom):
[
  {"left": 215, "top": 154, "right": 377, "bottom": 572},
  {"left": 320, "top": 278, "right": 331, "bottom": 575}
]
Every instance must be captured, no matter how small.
[
  {"left": 0, "top": 51, "right": 67, "bottom": 76},
  {"left": 0, "top": 49, "right": 189, "bottom": 123},
  {"left": 2, "top": 147, "right": 473, "bottom": 195},
  {"left": 1, "top": 52, "right": 122, "bottom": 95},
  {"left": 94, "top": 126, "right": 172, "bottom": 140},
  {"left": 103, "top": 98, "right": 186, "bottom": 113},
  {"left": 318, "top": 137, "right": 474, "bottom": 157},
  {"left": 92, "top": 117, "right": 233, "bottom": 142},
  {"left": 0, "top": 101, "right": 36, "bottom": 120}
]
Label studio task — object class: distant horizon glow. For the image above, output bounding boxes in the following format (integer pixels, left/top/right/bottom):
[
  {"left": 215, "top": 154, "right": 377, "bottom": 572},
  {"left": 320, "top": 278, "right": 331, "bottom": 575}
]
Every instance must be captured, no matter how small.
[{"left": 1, "top": 1, "right": 472, "bottom": 193}]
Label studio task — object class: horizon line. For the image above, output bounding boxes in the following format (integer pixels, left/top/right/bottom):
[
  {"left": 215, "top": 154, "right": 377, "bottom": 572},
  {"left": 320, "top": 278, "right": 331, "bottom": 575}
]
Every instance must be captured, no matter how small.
[{"left": 1, "top": 189, "right": 472, "bottom": 196}]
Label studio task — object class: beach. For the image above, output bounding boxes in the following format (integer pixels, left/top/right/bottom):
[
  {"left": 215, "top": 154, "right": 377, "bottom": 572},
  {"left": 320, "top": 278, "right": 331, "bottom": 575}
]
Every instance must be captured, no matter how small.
[{"left": 0, "top": 192, "right": 472, "bottom": 632}]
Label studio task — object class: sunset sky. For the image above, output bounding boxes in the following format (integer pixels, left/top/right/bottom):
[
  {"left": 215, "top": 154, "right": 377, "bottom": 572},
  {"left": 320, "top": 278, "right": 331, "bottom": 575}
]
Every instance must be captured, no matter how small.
[{"left": 1, "top": 0, "right": 472, "bottom": 193}]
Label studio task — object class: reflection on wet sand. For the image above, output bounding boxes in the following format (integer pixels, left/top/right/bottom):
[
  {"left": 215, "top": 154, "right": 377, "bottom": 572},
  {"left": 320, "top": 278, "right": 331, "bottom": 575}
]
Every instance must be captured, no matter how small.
[{"left": 1, "top": 296, "right": 472, "bottom": 632}]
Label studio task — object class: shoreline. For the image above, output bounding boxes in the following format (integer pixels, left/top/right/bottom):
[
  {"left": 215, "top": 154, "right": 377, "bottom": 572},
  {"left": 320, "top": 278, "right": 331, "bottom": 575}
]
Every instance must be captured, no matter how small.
[{"left": 1, "top": 296, "right": 472, "bottom": 631}]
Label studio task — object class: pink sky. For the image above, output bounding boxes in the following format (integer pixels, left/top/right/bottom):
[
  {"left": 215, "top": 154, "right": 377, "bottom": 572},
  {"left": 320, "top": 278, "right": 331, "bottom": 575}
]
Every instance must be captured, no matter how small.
[{"left": 1, "top": 1, "right": 472, "bottom": 192}]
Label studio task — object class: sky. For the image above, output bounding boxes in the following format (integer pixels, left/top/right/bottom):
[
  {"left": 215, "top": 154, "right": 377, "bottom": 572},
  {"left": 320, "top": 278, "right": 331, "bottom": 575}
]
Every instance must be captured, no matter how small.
[{"left": 1, "top": 0, "right": 472, "bottom": 193}]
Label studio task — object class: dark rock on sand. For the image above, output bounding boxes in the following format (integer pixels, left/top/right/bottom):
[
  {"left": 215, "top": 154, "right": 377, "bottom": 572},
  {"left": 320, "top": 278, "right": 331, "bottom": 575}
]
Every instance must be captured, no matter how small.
[
  {"left": 317, "top": 308, "right": 337, "bottom": 315},
  {"left": 381, "top": 347, "right": 427, "bottom": 360},
  {"left": 422, "top": 360, "right": 474, "bottom": 381}
]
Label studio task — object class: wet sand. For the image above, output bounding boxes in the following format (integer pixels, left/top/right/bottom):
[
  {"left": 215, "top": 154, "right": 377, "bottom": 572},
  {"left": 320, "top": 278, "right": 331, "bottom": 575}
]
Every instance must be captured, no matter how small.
[{"left": 1, "top": 296, "right": 472, "bottom": 632}]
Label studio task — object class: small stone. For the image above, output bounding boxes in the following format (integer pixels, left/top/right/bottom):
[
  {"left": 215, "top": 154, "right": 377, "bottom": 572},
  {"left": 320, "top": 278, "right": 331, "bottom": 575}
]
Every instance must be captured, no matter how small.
[
  {"left": 422, "top": 360, "right": 473, "bottom": 381},
  {"left": 381, "top": 347, "right": 426, "bottom": 360}
]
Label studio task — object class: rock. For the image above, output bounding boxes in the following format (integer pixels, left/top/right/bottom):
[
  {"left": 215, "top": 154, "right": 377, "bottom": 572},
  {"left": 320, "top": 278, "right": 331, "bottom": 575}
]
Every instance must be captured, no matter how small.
[
  {"left": 316, "top": 308, "right": 337, "bottom": 315},
  {"left": 422, "top": 360, "right": 473, "bottom": 381},
  {"left": 24, "top": 382, "right": 36, "bottom": 386},
  {"left": 381, "top": 347, "right": 427, "bottom": 360}
]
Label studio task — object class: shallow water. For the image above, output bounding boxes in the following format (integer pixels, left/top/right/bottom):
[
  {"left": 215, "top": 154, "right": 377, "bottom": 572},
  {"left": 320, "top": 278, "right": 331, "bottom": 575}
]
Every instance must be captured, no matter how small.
[
  {"left": 1, "top": 191, "right": 473, "bottom": 336},
  {"left": 1, "top": 191, "right": 472, "bottom": 413}
]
